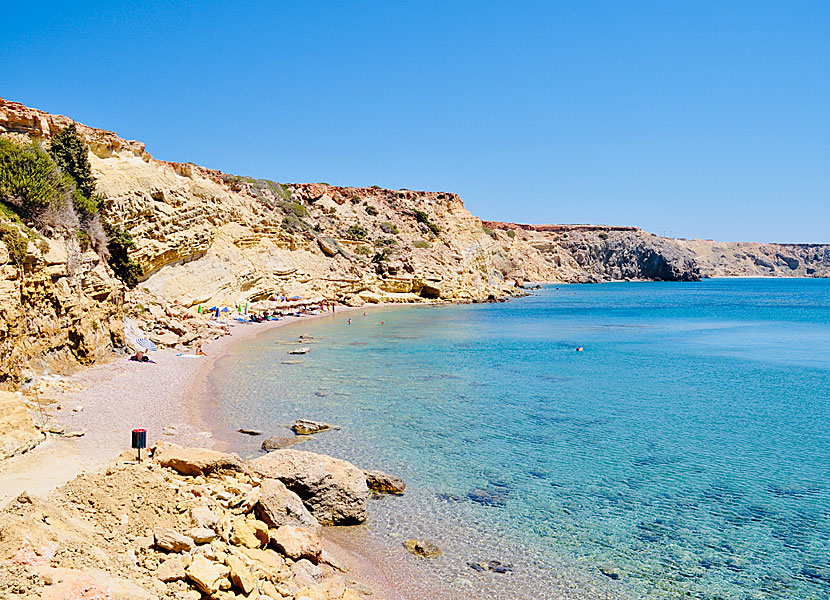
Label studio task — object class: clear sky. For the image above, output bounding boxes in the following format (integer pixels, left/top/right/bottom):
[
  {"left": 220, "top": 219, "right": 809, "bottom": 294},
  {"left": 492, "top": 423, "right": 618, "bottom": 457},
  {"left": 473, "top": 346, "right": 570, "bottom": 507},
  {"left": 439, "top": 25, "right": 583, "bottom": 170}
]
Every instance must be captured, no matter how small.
[{"left": 2, "top": 1, "right": 828, "bottom": 242}]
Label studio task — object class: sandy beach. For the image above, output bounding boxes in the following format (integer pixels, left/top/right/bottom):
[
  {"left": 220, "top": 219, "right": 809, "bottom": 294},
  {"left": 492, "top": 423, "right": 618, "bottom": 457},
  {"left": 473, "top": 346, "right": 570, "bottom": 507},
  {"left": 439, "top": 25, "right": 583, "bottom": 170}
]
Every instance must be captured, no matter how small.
[{"left": 0, "top": 305, "right": 435, "bottom": 600}]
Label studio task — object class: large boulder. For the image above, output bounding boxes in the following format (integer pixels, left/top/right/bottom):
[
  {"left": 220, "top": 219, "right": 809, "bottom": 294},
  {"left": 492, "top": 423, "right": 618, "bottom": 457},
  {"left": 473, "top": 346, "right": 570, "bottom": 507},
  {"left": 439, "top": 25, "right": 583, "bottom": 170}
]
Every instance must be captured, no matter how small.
[
  {"left": 255, "top": 478, "right": 321, "bottom": 534},
  {"left": 154, "top": 527, "right": 194, "bottom": 553},
  {"left": 153, "top": 442, "right": 243, "bottom": 476},
  {"left": 248, "top": 450, "right": 369, "bottom": 525},
  {"left": 291, "top": 419, "right": 331, "bottom": 435}
]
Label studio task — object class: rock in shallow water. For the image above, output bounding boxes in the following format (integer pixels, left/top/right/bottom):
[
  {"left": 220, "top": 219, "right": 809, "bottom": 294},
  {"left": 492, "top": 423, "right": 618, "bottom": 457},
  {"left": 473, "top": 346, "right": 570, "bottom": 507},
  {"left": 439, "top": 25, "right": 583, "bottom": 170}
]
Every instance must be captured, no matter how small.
[
  {"left": 403, "top": 539, "right": 442, "bottom": 558},
  {"left": 292, "top": 419, "right": 331, "bottom": 435},
  {"left": 363, "top": 469, "right": 406, "bottom": 494},
  {"left": 468, "top": 559, "right": 513, "bottom": 574},
  {"left": 261, "top": 435, "right": 301, "bottom": 450},
  {"left": 467, "top": 487, "right": 509, "bottom": 507}
]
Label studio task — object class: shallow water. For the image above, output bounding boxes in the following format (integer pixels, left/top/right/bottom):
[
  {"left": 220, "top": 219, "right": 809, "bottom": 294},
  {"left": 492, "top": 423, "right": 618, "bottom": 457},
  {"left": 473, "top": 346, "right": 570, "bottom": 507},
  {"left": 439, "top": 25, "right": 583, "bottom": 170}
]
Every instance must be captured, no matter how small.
[{"left": 213, "top": 279, "right": 830, "bottom": 599}]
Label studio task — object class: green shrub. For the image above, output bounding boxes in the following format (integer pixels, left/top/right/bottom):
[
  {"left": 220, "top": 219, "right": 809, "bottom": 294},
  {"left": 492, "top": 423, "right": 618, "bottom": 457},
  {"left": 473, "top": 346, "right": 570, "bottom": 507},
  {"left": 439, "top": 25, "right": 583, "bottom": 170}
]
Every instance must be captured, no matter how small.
[
  {"left": 598, "top": 232, "right": 609, "bottom": 240},
  {"left": 0, "top": 223, "right": 28, "bottom": 265},
  {"left": 347, "top": 225, "right": 367, "bottom": 240},
  {"left": 365, "top": 205, "right": 378, "bottom": 216},
  {"left": 103, "top": 222, "right": 143, "bottom": 288},
  {"left": 374, "top": 237, "right": 396, "bottom": 247},
  {"left": 49, "top": 124, "right": 95, "bottom": 199},
  {"left": 482, "top": 226, "right": 497, "bottom": 239},
  {"left": 350, "top": 195, "right": 361, "bottom": 204},
  {"left": 281, "top": 213, "right": 308, "bottom": 232},
  {"left": 379, "top": 222, "right": 398, "bottom": 234},
  {"left": 0, "top": 138, "right": 68, "bottom": 216},
  {"left": 413, "top": 240, "right": 430, "bottom": 249},
  {"left": 370, "top": 185, "right": 382, "bottom": 189},
  {"left": 279, "top": 200, "right": 307, "bottom": 218},
  {"left": 507, "top": 229, "right": 516, "bottom": 238},
  {"left": 413, "top": 209, "right": 440, "bottom": 236},
  {"left": 354, "top": 245, "right": 372, "bottom": 256},
  {"left": 76, "top": 228, "right": 91, "bottom": 252}
]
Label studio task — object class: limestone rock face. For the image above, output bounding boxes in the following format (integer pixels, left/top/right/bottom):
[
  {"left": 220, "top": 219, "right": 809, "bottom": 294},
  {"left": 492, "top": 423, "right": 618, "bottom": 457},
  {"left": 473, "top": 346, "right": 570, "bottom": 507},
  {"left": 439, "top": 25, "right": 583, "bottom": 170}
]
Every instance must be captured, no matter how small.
[
  {"left": 255, "top": 478, "right": 321, "bottom": 533},
  {"left": 0, "top": 226, "right": 123, "bottom": 388},
  {"left": 153, "top": 442, "right": 244, "bottom": 476},
  {"left": 0, "top": 392, "right": 44, "bottom": 460},
  {"left": 249, "top": 450, "right": 369, "bottom": 525}
]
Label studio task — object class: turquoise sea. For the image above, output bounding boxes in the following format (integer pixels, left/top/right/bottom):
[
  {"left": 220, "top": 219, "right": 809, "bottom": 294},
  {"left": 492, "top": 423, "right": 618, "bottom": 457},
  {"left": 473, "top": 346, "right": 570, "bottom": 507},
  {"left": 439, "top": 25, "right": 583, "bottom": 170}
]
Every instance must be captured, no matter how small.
[{"left": 213, "top": 279, "right": 830, "bottom": 599}]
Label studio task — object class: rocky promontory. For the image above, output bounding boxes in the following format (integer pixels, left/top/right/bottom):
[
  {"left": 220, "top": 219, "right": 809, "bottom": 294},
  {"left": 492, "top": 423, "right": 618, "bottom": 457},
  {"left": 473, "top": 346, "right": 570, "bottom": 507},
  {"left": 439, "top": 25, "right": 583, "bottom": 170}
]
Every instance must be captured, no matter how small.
[{"left": 0, "top": 443, "right": 385, "bottom": 600}]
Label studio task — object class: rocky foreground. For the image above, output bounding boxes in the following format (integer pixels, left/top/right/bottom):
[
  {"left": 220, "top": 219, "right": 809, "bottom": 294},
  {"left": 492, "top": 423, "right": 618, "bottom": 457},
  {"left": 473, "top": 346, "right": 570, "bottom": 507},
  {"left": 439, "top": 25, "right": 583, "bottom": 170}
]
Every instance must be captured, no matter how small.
[{"left": 0, "top": 442, "right": 407, "bottom": 600}]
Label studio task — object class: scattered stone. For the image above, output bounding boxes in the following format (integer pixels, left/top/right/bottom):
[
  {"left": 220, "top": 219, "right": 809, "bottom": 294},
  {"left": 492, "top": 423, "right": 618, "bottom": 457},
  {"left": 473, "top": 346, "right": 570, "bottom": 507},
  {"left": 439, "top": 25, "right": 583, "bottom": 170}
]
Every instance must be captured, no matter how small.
[
  {"left": 291, "top": 558, "right": 324, "bottom": 588},
  {"left": 249, "top": 449, "right": 369, "bottom": 525},
  {"left": 270, "top": 525, "right": 323, "bottom": 562},
  {"left": 154, "top": 527, "right": 194, "bottom": 553},
  {"left": 186, "top": 554, "right": 230, "bottom": 595},
  {"left": 363, "top": 470, "right": 406, "bottom": 494},
  {"left": 297, "top": 575, "right": 346, "bottom": 600},
  {"left": 154, "top": 442, "right": 244, "bottom": 476},
  {"left": 288, "top": 347, "right": 310, "bottom": 355},
  {"left": 63, "top": 430, "right": 86, "bottom": 438},
  {"left": 187, "top": 527, "right": 216, "bottom": 544},
  {"left": 230, "top": 520, "right": 263, "bottom": 549},
  {"left": 403, "top": 539, "right": 441, "bottom": 558},
  {"left": 156, "top": 556, "right": 186, "bottom": 582},
  {"left": 321, "top": 550, "right": 349, "bottom": 573},
  {"left": 232, "top": 487, "right": 261, "bottom": 514},
  {"left": 190, "top": 505, "right": 220, "bottom": 529},
  {"left": 162, "top": 426, "right": 179, "bottom": 436},
  {"left": 256, "top": 478, "right": 321, "bottom": 533},
  {"left": 467, "top": 559, "right": 513, "bottom": 573},
  {"left": 238, "top": 428, "right": 263, "bottom": 436},
  {"left": 292, "top": 419, "right": 331, "bottom": 435},
  {"left": 47, "top": 423, "right": 65, "bottom": 435},
  {"left": 225, "top": 554, "right": 255, "bottom": 595}
]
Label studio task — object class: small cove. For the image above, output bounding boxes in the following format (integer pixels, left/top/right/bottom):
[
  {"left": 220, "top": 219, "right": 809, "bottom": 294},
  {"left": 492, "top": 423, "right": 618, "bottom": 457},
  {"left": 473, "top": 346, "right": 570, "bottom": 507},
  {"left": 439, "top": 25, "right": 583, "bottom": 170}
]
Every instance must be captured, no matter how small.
[{"left": 211, "top": 279, "right": 830, "bottom": 599}]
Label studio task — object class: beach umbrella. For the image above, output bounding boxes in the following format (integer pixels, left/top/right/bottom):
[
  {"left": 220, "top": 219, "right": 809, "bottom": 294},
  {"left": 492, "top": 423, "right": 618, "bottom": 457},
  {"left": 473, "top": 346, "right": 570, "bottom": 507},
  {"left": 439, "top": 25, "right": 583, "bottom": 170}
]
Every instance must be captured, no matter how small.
[
  {"left": 290, "top": 295, "right": 302, "bottom": 300},
  {"left": 209, "top": 306, "right": 218, "bottom": 311},
  {"left": 134, "top": 338, "right": 157, "bottom": 352},
  {"left": 221, "top": 307, "right": 231, "bottom": 312}
]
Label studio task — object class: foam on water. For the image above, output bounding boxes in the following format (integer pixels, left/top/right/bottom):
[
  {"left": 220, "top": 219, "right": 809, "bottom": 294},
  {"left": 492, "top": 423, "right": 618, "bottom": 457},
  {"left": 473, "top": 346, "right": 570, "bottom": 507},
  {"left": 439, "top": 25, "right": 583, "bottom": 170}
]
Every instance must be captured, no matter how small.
[{"left": 212, "top": 279, "right": 830, "bottom": 599}]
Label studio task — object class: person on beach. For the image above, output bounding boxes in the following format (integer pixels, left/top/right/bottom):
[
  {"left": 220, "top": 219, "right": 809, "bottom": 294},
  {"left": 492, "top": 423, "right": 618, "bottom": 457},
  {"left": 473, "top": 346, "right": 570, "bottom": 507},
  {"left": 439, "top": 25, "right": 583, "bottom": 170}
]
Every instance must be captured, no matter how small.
[
  {"left": 196, "top": 344, "right": 207, "bottom": 356},
  {"left": 130, "top": 350, "right": 152, "bottom": 363}
]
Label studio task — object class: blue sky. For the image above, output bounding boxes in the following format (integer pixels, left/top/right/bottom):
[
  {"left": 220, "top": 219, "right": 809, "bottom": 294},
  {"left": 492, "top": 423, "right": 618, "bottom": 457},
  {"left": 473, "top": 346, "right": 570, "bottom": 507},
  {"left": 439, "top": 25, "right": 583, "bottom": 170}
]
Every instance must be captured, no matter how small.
[{"left": 2, "top": 1, "right": 828, "bottom": 242}]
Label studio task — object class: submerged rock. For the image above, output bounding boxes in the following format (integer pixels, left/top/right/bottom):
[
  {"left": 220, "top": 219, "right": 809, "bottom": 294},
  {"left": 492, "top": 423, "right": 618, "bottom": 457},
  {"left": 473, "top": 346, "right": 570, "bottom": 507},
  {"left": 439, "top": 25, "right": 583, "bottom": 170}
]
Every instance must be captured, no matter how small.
[
  {"left": 468, "top": 559, "right": 513, "bottom": 573},
  {"left": 249, "top": 449, "right": 369, "bottom": 525},
  {"left": 599, "top": 565, "right": 623, "bottom": 580},
  {"left": 261, "top": 435, "right": 301, "bottom": 451},
  {"left": 363, "top": 469, "right": 406, "bottom": 494},
  {"left": 467, "top": 487, "right": 509, "bottom": 507},
  {"left": 292, "top": 419, "right": 331, "bottom": 435},
  {"left": 403, "top": 539, "right": 442, "bottom": 558},
  {"left": 237, "top": 428, "right": 262, "bottom": 436}
]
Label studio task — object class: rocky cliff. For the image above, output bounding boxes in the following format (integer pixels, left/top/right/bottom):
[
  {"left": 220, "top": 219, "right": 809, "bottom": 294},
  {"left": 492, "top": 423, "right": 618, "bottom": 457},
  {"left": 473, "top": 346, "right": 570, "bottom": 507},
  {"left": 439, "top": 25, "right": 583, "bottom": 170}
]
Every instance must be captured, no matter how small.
[
  {"left": 483, "top": 222, "right": 830, "bottom": 282},
  {"left": 1, "top": 96, "right": 828, "bottom": 388}
]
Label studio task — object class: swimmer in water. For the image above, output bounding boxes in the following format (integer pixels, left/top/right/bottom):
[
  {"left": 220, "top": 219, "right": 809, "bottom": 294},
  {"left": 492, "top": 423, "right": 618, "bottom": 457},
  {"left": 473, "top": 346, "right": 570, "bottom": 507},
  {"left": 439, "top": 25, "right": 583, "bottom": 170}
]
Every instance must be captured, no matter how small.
[{"left": 347, "top": 318, "right": 352, "bottom": 325}]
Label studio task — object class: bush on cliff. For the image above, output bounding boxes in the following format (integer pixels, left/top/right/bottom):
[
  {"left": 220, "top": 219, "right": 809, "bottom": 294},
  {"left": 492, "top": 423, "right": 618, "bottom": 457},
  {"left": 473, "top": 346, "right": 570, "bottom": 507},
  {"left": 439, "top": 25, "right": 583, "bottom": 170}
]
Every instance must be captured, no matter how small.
[
  {"left": 103, "top": 222, "right": 143, "bottom": 288},
  {"left": 379, "top": 222, "right": 398, "bottom": 234},
  {"left": 413, "top": 209, "right": 440, "bottom": 236},
  {"left": 0, "top": 222, "right": 28, "bottom": 266},
  {"left": 48, "top": 124, "right": 96, "bottom": 200},
  {"left": 0, "top": 138, "right": 72, "bottom": 219},
  {"left": 347, "top": 225, "right": 367, "bottom": 240}
]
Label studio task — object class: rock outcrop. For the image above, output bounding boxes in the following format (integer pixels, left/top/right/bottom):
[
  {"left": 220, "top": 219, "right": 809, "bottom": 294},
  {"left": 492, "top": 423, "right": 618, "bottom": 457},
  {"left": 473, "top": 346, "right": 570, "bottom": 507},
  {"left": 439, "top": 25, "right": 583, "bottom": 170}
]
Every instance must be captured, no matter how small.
[
  {"left": 249, "top": 450, "right": 369, "bottom": 525},
  {"left": 0, "top": 392, "right": 44, "bottom": 460}
]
